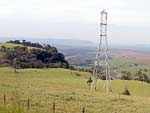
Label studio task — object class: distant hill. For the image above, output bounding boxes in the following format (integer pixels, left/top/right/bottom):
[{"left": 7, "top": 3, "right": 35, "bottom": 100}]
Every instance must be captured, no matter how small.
[
  {"left": 1, "top": 38, "right": 150, "bottom": 83},
  {"left": 0, "top": 37, "right": 96, "bottom": 47},
  {"left": 0, "top": 37, "right": 97, "bottom": 55},
  {"left": 1, "top": 37, "right": 150, "bottom": 54}
]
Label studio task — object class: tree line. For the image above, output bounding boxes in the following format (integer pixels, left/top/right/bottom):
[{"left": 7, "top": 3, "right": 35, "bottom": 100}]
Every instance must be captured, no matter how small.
[
  {"left": 0, "top": 40, "right": 69, "bottom": 69},
  {"left": 7, "top": 40, "right": 43, "bottom": 48},
  {"left": 121, "top": 69, "right": 150, "bottom": 83}
]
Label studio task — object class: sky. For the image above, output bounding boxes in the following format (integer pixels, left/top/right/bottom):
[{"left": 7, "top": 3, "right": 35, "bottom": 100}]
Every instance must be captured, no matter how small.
[{"left": 0, "top": 0, "right": 150, "bottom": 44}]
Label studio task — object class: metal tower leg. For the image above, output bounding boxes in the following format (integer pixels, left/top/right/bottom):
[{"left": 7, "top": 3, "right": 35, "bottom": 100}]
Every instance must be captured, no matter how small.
[{"left": 91, "top": 10, "right": 111, "bottom": 92}]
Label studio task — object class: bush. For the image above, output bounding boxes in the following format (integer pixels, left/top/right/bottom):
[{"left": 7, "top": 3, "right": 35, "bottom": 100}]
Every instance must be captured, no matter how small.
[
  {"left": 122, "top": 85, "right": 130, "bottom": 96},
  {"left": 135, "top": 69, "right": 150, "bottom": 83},
  {"left": 122, "top": 89, "right": 130, "bottom": 96},
  {"left": 87, "top": 77, "right": 93, "bottom": 87},
  {"left": 87, "top": 77, "right": 93, "bottom": 84},
  {"left": 121, "top": 71, "right": 132, "bottom": 80},
  {"left": 74, "top": 72, "right": 81, "bottom": 76}
]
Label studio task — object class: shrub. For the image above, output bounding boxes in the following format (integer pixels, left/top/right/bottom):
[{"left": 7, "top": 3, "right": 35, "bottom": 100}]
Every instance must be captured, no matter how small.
[
  {"left": 122, "top": 89, "right": 131, "bottom": 96},
  {"left": 74, "top": 72, "right": 81, "bottom": 76},
  {"left": 122, "top": 85, "right": 130, "bottom": 96},
  {"left": 121, "top": 71, "right": 132, "bottom": 80},
  {"left": 87, "top": 77, "right": 93, "bottom": 87}
]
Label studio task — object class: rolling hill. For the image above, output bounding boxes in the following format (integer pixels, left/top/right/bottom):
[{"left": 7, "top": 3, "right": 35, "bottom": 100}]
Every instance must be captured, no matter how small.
[
  {"left": 1, "top": 41, "right": 150, "bottom": 79},
  {"left": 0, "top": 41, "right": 150, "bottom": 112},
  {"left": 0, "top": 68, "right": 150, "bottom": 113}
]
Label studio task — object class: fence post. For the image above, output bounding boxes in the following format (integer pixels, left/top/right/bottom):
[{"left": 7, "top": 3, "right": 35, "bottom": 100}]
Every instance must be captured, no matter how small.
[
  {"left": 82, "top": 106, "right": 85, "bottom": 113},
  {"left": 3, "top": 94, "right": 6, "bottom": 106},
  {"left": 3, "top": 94, "right": 7, "bottom": 113},
  {"left": 27, "top": 98, "right": 30, "bottom": 111},
  {"left": 52, "top": 102, "right": 55, "bottom": 113}
]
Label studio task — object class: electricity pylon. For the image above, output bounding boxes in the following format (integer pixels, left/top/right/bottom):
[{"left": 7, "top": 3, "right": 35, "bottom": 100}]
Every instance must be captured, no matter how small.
[{"left": 91, "top": 10, "right": 112, "bottom": 93}]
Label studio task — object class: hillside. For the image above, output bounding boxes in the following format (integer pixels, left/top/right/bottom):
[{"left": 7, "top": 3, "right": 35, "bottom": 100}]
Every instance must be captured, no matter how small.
[
  {"left": 0, "top": 42, "right": 23, "bottom": 48},
  {"left": 1, "top": 41, "right": 150, "bottom": 81},
  {"left": 0, "top": 42, "right": 22, "bottom": 59},
  {"left": 0, "top": 67, "right": 150, "bottom": 113},
  {"left": 0, "top": 41, "right": 69, "bottom": 69},
  {"left": 0, "top": 42, "right": 37, "bottom": 50}
]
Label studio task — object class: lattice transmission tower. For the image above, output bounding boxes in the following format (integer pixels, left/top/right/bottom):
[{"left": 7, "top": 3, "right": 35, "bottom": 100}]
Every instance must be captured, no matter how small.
[{"left": 91, "top": 10, "right": 112, "bottom": 92}]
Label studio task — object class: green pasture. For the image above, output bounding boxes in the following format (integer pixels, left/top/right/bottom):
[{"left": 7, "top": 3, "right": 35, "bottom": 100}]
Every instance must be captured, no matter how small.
[{"left": 0, "top": 68, "right": 150, "bottom": 113}]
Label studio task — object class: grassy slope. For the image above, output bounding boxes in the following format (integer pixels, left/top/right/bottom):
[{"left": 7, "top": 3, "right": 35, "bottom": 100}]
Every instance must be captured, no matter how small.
[
  {"left": 0, "top": 42, "right": 21, "bottom": 58},
  {"left": 0, "top": 42, "right": 39, "bottom": 59},
  {"left": 0, "top": 68, "right": 150, "bottom": 113},
  {"left": 0, "top": 51, "right": 5, "bottom": 58},
  {"left": 0, "top": 42, "right": 24, "bottom": 48},
  {"left": 1, "top": 41, "right": 150, "bottom": 74},
  {"left": 0, "top": 42, "right": 36, "bottom": 50}
]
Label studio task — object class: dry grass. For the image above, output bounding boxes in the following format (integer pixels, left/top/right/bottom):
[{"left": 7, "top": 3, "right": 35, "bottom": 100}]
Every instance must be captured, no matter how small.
[{"left": 0, "top": 67, "right": 150, "bottom": 113}]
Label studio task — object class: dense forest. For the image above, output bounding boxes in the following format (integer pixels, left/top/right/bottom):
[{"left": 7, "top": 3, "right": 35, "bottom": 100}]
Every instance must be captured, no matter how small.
[{"left": 0, "top": 40, "right": 69, "bottom": 69}]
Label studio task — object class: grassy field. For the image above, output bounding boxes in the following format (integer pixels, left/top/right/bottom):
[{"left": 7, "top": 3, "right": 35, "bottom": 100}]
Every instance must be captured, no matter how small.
[
  {"left": 0, "top": 42, "right": 23, "bottom": 48},
  {"left": 0, "top": 67, "right": 150, "bottom": 113}
]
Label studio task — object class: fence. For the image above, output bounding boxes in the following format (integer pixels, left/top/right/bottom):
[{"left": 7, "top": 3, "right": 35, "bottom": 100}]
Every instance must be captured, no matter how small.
[{"left": 1, "top": 94, "right": 88, "bottom": 113}]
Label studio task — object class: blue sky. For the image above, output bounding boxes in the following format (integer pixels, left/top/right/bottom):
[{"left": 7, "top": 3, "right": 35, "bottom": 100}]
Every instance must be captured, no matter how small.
[{"left": 0, "top": 0, "right": 150, "bottom": 44}]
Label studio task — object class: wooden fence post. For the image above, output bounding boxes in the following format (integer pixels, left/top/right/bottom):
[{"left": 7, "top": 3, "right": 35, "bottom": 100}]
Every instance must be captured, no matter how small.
[
  {"left": 3, "top": 94, "right": 7, "bottom": 113},
  {"left": 27, "top": 98, "right": 30, "bottom": 111},
  {"left": 52, "top": 102, "right": 55, "bottom": 113},
  {"left": 3, "top": 94, "right": 6, "bottom": 106},
  {"left": 82, "top": 106, "right": 85, "bottom": 113}
]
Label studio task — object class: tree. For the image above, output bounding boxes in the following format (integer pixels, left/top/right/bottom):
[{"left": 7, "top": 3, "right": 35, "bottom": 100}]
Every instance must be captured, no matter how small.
[
  {"left": 135, "top": 69, "right": 150, "bottom": 83},
  {"left": 121, "top": 71, "right": 132, "bottom": 80},
  {"left": 87, "top": 77, "right": 93, "bottom": 88},
  {"left": 2, "top": 44, "right": 69, "bottom": 69},
  {"left": 1, "top": 46, "right": 7, "bottom": 52},
  {"left": 144, "top": 69, "right": 148, "bottom": 72}
]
